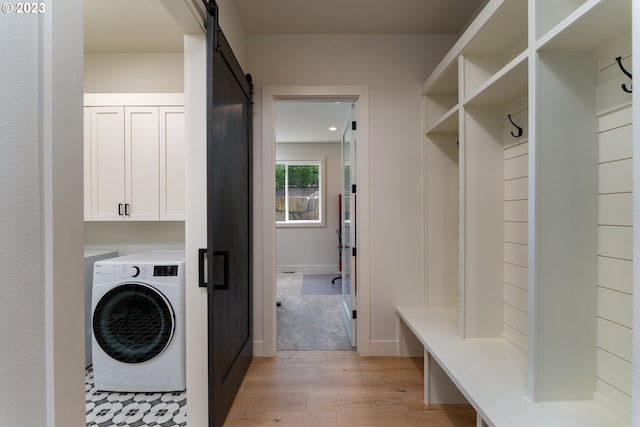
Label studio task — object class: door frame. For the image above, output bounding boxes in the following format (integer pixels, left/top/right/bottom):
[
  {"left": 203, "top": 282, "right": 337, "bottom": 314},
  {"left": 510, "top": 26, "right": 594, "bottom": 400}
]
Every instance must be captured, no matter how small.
[{"left": 261, "top": 86, "right": 371, "bottom": 356}]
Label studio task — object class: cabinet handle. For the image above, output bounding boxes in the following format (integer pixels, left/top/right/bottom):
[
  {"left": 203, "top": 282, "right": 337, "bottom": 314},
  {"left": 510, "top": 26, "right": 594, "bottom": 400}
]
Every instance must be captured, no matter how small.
[
  {"left": 118, "top": 203, "right": 123, "bottom": 216},
  {"left": 125, "top": 203, "right": 130, "bottom": 216}
]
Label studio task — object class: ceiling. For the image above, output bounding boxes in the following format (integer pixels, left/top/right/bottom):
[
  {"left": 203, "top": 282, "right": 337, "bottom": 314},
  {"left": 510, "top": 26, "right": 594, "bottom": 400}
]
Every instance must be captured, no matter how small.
[
  {"left": 84, "top": 0, "right": 487, "bottom": 53},
  {"left": 276, "top": 101, "right": 353, "bottom": 144},
  {"left": 235, "top": 0, "right": 486, "bottom": 35}
]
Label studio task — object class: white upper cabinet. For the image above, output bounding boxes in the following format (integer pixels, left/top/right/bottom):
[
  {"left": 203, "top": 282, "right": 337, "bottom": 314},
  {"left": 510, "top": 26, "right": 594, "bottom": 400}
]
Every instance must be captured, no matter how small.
[
  {"left": 83, "top": 107, "right": 92, "bottom": 220},
  {"left": 84, "top": 94, "right": 185, "bottom": 222},
  {"left": 124, "top": 106, "right": 160, "bottom": 221},
  {"left": 159, "top": 106, "right": 185, "bottom": 221},
  {"left": 89, "top": 106, "right": 126, "bottom": 221}
]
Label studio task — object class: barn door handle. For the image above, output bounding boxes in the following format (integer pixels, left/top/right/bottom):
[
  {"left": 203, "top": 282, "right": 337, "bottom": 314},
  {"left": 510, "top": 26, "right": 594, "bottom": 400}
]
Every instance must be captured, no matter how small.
[
  {"left": 198, "top": 248, "right": 208, "bottom": 288},
  {"left": 199, "top": 249, "right": 229, "bottom": 289},
  {"left": 212, "top": 250, "right": 229, "bottom": 290}
]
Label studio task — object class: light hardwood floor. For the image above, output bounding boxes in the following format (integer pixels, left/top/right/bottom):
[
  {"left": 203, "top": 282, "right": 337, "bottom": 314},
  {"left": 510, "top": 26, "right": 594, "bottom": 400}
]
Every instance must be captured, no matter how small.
[{"left": 224, "top": 351, "right": 476, "bottom": 426}]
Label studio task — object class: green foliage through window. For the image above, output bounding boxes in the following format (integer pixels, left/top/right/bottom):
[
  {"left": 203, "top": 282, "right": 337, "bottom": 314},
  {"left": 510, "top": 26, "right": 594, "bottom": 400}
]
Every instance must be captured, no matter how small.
[
  {"left": 276, "top": 164, "right": 286, "bottom": 190},
  {"left": 288, "top": 165, "right": 319, "bottom": 188}
]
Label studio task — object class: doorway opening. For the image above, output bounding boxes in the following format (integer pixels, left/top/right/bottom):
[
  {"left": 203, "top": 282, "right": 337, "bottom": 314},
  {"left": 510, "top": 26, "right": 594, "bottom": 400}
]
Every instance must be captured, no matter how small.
[
  {"left": 274, "top": 100, "right": 354, "bottom": 350},
  {"left": 262, "top": 86, "right": 370, "bottom": 356}
]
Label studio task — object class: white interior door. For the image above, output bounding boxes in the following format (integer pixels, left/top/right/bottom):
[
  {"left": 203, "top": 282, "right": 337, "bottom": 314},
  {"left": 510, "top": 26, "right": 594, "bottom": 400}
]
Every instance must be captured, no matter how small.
[{"left": 341, "top": 102, "right": 357, "bottom": 346}]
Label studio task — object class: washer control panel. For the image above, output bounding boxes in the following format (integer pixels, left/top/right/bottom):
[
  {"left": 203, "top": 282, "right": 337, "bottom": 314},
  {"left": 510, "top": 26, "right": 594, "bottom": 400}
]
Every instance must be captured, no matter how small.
[
  {"left": 93, "top": 252, "right": 185, "bottom": 285},
  {"left": 128, "top": 265, "right": 141, "bottom": 278}
]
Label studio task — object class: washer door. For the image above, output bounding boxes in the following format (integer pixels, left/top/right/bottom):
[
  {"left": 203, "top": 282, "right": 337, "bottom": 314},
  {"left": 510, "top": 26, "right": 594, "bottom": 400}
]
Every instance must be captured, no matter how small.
[{"left": 93, "top": 283, "right": 175, "bottom": 364}]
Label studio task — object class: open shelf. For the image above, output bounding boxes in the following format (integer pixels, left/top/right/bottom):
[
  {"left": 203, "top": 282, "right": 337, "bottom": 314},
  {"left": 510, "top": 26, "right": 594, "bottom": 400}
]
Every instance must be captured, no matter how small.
[
  {"left": 461, "top": 95, "right": 528, "bottom": 341},
  {"left": 531, "top": 49, "right": 601, "bottom": 403},
  {"left": 462, "top": 0, "right": 528, "bottom": 98},
  {"left": 426, "top": 107, "right": 459, "bottom": 134},
  {"left": 465, "top": 0, "right": 528, "bottom": 57},
  {"left": 424, "top": 62, "right": 459, "bottom": 131},
  {"left": 425, "top": 133, "right": 459, "bottom": 310},
  {"left": 536, "top": 0, "right": 631, "bottom": 52},
  {"left": 536, "top": 0, "right": 588, "bottom": 39},
  {"left": 464, "top": 52, "right": 528, "bottom": 107}
]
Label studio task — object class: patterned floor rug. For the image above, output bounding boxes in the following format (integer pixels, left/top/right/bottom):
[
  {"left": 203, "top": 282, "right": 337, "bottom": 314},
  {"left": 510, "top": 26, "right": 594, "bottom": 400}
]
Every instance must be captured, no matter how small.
[{"left": 86, "top": 367, "right": 187, "bottom": 427}]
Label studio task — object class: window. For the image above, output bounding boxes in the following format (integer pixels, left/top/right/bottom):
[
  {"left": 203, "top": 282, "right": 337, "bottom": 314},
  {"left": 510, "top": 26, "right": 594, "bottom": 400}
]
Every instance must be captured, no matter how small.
[{"left": 276, "top": 160, "right": 323, "bottom": 226}]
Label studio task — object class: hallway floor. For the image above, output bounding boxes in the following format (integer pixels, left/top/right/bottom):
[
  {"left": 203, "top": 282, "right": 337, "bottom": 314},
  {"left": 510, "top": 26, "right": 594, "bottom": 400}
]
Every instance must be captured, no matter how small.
[{"left": 224, "top": 351, "right": 476, "bottom": 426}]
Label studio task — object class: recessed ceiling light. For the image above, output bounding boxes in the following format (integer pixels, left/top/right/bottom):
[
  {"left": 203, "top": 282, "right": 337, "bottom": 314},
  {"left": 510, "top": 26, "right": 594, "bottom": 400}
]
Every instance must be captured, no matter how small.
[{"left": 329, "top": 126, "right": 337, "bottom": 131}]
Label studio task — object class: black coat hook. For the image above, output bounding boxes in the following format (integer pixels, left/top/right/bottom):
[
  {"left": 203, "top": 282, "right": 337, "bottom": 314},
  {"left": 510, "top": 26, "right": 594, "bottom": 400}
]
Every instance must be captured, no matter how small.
[
  {"left": 507, "top": 114, "right": 523, "bottom": 138},
  {"left": 615, "top": 56, "right": 632, "bottom": 93}
]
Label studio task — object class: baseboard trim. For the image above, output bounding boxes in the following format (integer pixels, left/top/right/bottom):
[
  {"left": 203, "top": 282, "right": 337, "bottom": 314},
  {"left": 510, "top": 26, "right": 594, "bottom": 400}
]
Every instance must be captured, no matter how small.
[
  {"left": 277, "top": 265, "right": 339, "bottom": 273},
  {"left": 369, "top": 340, "right": 399, "bottom": 356},
  {"left": 252, "top": 340, "right": 265, "bottom": 357}
]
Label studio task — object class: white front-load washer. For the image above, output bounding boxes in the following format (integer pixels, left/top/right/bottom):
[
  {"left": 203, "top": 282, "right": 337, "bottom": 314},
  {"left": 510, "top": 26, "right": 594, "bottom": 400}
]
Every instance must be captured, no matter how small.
[
  {"left": 84, "top": 249, "right": 119, "bottom": 368},
  {"left": 91, "top": 250, "right": 185, "bottom": 392}
]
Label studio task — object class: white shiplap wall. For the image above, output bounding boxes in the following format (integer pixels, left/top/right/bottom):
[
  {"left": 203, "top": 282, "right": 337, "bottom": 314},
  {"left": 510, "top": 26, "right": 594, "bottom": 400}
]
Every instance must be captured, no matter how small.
[
  {"left": 595, "top": 42, "right": 633, "bottom": 414},
  {"left": 503, "top": 104, "right": 529, "bottom": 351}
]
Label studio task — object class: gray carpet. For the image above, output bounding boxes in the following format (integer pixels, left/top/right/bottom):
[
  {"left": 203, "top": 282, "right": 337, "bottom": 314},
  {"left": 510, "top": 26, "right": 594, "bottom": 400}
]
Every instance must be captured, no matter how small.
[{"left": 277, "top": 271, "right": 353, "bottom": 351}]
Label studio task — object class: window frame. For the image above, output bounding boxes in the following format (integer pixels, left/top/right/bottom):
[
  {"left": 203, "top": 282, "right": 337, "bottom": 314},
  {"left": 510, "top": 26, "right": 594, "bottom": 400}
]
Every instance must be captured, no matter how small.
[{"left": 275, "top": 159, "right": 325, "bottom": 228}]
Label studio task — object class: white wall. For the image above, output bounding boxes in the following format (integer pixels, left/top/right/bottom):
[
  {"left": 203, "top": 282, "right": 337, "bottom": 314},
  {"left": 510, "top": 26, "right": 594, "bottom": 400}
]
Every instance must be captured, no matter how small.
[
  {"left": 1, "top": 0, "right": 86, "bottom": 425},
  {"left": 84, "top": 222, "right": 185, "bottom": 255},
  {"left": 276, "top": 142, "right": 342, "bottom": 271},
  {"left": 248, "top": 33, "right": 457, "bottom": 353},
  {"left": 217, "top": 0, "right": 247, "bottom": 70},
  {"left": 0, "top": 12, "right": 46, "bottom": 427},
  {"left": 84, "top": 53, "right": 184, "bottom": 93}
]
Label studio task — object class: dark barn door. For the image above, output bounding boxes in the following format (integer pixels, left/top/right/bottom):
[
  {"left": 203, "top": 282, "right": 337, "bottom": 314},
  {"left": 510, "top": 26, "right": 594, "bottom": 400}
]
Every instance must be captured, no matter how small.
[{"left": 205, "top": 4, "right": 253, "bottom": 426}]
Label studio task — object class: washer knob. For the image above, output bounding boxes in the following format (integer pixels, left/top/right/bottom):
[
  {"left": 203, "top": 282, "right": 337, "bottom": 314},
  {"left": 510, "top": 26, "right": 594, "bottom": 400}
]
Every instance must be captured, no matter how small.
[{"left": 129, "top": 265, "right": 140, "bottom": 278}]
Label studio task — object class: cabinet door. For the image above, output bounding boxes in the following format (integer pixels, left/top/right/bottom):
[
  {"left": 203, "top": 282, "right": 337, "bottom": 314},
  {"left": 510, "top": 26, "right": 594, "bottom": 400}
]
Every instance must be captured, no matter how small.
[
  {"left": 125, "top": 107, "right": 160, "bottom": 221},
  {"left": 159, "top": 106, "right": 185, "bottom": 220},
  {"left": 83, "top": 107, "right": 91, "bottom": 221},
  {"left": 91, "top": 106, "right": 125, "bottom": 221}
]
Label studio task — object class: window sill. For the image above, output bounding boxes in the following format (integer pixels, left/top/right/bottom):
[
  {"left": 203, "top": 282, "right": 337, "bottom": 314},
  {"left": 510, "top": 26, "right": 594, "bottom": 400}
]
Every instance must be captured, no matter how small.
[{"left": 276, "top": 221, "right": 325, "bottom": 229}]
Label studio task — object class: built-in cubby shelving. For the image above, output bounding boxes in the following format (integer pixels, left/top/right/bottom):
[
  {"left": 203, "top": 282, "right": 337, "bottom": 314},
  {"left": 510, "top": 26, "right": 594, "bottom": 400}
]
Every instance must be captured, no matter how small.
[
  {"left": 536, "top": 0, "right": 630, "bottom": 51},
  {"left": 412, "top": 0, "right": 634, "bottom": 425},
  {"left": 425, "top": 62, "right": 459, "bottom": 133}
]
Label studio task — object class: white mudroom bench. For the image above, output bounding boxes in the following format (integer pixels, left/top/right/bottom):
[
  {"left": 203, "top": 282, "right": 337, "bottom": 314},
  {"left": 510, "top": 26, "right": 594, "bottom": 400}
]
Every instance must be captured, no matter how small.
[{"left": 396, "top": 306, "right": 627, "bottom": 427}]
